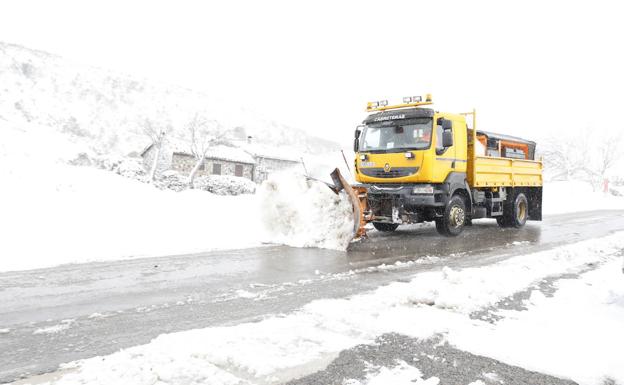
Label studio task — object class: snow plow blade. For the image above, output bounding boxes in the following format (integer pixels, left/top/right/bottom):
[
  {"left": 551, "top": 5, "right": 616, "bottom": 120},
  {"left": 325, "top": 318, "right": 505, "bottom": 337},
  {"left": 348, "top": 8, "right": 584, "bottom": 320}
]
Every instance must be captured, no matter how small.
[{"left": 329, "top": 168, "right": 369, "bottom": 240}]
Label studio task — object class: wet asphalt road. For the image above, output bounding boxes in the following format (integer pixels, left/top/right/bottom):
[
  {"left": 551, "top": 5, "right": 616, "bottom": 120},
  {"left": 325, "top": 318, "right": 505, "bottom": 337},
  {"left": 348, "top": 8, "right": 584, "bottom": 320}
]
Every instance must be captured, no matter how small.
[{"left": 1, "top": 210, "right": 624, "bottom": 383}]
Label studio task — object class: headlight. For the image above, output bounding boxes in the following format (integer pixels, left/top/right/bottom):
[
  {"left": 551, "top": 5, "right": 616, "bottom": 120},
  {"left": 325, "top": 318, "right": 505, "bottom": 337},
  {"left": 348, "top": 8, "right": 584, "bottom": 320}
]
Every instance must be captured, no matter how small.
[{"left": 412, "top": 185, "right": 434, "bottom": 194}]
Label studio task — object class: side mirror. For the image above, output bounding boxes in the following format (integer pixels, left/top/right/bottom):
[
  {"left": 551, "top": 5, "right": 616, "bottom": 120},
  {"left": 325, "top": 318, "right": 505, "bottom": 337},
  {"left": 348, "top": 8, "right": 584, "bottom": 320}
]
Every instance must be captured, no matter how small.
[
  {"left": 442, "top": 119, "right": 453, "bottom": 130},
  {"left": 442, "top": 130, "right": 454, "bottom": 147},
  {"left": 354, "top": 128, "right": 361, "bottom": 152}
]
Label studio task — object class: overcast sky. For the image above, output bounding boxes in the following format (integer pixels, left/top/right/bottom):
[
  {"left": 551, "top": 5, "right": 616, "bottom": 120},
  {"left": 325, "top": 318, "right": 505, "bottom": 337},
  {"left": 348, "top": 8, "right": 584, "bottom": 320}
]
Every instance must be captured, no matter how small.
[{"left": 1, "top": 0, "right": 623, "bottom": 145}]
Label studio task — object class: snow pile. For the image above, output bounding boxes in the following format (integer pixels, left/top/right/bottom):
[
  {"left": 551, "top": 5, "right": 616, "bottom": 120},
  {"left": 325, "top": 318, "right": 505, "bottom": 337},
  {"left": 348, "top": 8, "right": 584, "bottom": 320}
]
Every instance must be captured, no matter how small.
[
  {"left": 258, "top": 173, "right": 354, "bottom": 250},
  {"left": 38, "top": 232, "right": 624, "bottom": 385},
  {"left": 345, "top": 361, "right": 439, "bottom": 385},
  {"left": 543, "top": 180, "right": 624, "bottom": 215}
]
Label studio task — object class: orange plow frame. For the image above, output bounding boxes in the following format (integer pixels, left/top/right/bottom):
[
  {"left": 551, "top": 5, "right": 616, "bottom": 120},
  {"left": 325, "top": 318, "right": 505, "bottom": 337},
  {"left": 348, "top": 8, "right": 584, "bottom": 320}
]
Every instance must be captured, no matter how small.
[{"left": 330, "top": 168, "right": 371, "bottom": 239}]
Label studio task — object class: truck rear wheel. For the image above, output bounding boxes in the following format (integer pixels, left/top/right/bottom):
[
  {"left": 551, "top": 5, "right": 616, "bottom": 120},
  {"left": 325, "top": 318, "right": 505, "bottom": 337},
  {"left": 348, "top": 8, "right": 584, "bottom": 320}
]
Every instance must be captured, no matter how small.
[
  {"left": 373, "top": 222, "right": 399, "bottom": 232},
  {"left": 435, "top": 195, "right": 466, "bottom": 236},
  {"left": 497, "top": 192, "right": 528, "bottom": 228}
]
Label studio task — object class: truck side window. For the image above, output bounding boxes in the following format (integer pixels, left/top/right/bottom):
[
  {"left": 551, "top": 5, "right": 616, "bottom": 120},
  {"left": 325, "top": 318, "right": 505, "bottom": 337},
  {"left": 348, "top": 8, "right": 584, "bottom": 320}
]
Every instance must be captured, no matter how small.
[
  {"left": 363, "top": 127, "right": 381, "bottom": 149},
  {"left": 435, "top": 124, "right": 444, "bottom": 152}
]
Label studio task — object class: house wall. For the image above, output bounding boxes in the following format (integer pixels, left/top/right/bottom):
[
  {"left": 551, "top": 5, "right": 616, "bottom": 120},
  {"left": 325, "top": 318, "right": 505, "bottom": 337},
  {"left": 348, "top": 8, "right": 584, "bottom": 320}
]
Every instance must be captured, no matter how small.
[
  {"left": 141, "top": 145, "right": 301, "bottom": 184},
  {"left": 141, "top": 145, "right": 172, "bottom": 178},
  {"left": 254, "top": 157, "right": 301, "bottom": 183},
  {"left": 171, "top": 153, "right": 254, "bottom": 181}
]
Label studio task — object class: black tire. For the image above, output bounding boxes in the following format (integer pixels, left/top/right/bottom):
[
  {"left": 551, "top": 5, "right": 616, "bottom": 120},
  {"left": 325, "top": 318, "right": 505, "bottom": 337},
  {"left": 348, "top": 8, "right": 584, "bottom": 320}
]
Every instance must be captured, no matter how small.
[
  {"left": 497, "top": 192, "right": 528, "bottom": 228},
  {"left": 509, "top": 193, "right": 529, "bottom": 228},
  {"left": 373, "top": 222, "right": 399, "bottom": 232},
  {"left": 435, "top": 195, "right": 466, "bottom": 236}
]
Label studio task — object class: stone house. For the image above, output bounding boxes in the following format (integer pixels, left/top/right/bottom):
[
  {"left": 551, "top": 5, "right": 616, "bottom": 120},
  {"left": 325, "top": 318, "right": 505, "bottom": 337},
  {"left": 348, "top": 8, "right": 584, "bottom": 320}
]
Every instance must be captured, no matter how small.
[
  {"left": 141, "top": 141, "right": 256, "bottom": 181},
  {"left": 171, "top": 146, "right": 255, "bottom": 180},
  {"left": 141, "top": 138, "right": 304, "bottom": 183},
  {"left": 252, "top": 155, "right": 301, "bottom": 183},
  {"left": 230, "top": 141, "right": 302, "bottom": 183}
]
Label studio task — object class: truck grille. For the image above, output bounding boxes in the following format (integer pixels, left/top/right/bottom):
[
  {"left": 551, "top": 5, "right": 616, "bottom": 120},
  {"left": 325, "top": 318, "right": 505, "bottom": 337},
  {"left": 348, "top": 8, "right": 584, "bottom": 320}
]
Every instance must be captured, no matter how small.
[{"left": 360, "top": 167, "right": 419, "bottom": 178}]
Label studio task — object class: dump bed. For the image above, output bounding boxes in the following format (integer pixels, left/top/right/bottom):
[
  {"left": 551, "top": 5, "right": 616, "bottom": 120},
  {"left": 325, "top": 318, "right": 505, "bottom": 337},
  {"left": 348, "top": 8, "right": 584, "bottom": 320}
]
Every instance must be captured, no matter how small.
[
  {"left": 467, "top": 129, "right": 543, "bottom": 188},
  {"left": 470, "top": 156, "right": 542, "bottom": 188}
]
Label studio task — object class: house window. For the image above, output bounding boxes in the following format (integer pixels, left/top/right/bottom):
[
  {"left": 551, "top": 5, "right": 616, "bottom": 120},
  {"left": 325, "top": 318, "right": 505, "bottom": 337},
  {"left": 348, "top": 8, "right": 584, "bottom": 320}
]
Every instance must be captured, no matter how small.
[
  {"left": 212, "top": 163, "right": 221, "bottom": 175},
  {"left": 198, "top": 162, "right": 205, "bottom": 171},
  {"left": 235, "top": 164, "right": 244, "bottom": 177}
]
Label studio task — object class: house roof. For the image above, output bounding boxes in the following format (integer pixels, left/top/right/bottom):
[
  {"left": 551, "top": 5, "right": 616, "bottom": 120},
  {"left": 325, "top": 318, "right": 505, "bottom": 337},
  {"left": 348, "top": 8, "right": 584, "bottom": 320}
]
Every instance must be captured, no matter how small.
[
  {"left": 142, "top": 139, "right": 256, "bottom": 164},
  {"left": 235, "top": 142, "right": 301, "bottom": 163},
  {"left": 200, "top": 144, "right": 256, "bottom": 164}
]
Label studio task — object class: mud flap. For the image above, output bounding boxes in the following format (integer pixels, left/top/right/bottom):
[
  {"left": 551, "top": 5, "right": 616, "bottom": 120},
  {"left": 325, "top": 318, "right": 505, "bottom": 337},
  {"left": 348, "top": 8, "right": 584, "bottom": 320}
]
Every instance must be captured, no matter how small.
[{"left": 330, "top": 168, "right": 369, "bottom": 239}]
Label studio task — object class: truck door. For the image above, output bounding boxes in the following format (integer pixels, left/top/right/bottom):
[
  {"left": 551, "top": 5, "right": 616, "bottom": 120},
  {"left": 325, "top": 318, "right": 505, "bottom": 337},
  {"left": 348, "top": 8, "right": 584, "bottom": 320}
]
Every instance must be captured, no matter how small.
[{"left": 433, "top": 118, "right": 456, "bottom": 182}]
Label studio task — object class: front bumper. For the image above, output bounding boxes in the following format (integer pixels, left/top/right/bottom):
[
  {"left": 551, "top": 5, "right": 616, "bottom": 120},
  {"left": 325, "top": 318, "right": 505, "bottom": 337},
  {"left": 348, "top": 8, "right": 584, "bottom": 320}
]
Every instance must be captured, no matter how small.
[{"left": 364, "top": 184, "right": 446, "bottom": 224}]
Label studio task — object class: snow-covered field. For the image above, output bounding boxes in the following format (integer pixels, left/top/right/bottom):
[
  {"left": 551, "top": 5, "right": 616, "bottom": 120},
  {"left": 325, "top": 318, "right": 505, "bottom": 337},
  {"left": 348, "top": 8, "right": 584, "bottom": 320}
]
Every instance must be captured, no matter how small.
[
  {"left": 24, "top": 231, "right": 624, "bottom": 385},
  {"left": 0, "top": 122, "right": 352, "bottom": 272},
  {"left": 0, "top": 123, "right": 260, "bottom": 272},
  {"left": 543, "top": 180, "right": 624, "bottom": 215}
]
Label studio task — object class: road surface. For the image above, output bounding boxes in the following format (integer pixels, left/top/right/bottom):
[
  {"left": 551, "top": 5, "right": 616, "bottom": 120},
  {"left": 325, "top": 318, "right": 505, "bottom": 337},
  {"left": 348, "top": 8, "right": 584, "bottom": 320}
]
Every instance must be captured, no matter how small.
[{"left": 1, "top": 210, "right": 624, "bottom": 383}]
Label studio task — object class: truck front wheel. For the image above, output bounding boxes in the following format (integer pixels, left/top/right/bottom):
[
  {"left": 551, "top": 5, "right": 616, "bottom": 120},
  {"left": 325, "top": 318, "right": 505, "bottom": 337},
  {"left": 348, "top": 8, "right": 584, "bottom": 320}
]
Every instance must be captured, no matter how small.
[
  {"left": 373, "top": 222, "right": 399, "bottom": 232},
  {"left": 435, "top": 195, "right": 466, "bottom": 236}
]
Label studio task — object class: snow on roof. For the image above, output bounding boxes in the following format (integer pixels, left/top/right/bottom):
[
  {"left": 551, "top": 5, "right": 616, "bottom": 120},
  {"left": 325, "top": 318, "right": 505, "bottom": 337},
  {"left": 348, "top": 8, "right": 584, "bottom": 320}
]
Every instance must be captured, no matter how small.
[
  {"left": 143, "top": 138, "right": 256, "bottom": 164},
  {"left": 235, "top": 142, "right": 301, "bottom": 163},
  {"left": 201, "top": 144, "right": 256, "bottom": 164}
]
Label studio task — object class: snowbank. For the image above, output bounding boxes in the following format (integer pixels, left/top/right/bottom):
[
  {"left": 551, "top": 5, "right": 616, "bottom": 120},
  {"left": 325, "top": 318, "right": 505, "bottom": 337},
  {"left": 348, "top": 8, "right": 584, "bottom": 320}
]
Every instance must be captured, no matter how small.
[
  {"left": 452, "top": 258, "right": 624, "bottom": 385},
  {"left": 0, "top": 122, "right": 355, "bottom": 272},
  {"left": 36, "top": 232, "right": 624, "bottom": 385},
  {"left": 258, "top": 173, "right": 354, "bottom": 250},
  {"left": 0, "top": 123, "right": 263, "bottom": 272},
  {"left": 543, "top": 180, "right": 624, "bottom": 215}
]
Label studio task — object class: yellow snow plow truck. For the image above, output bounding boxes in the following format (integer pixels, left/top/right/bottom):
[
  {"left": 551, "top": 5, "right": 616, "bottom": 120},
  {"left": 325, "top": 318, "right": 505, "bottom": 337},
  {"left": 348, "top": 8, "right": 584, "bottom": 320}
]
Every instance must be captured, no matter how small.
[{"left": 331, "top": 94, "right": 543, "bottom": 239}]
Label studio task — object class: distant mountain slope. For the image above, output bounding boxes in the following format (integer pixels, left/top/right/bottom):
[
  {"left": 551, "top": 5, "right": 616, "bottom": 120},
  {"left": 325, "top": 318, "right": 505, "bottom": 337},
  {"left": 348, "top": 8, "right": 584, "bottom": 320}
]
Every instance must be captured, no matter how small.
[{"left": 0, "top": 41, "right": 339, "bottom": 156}]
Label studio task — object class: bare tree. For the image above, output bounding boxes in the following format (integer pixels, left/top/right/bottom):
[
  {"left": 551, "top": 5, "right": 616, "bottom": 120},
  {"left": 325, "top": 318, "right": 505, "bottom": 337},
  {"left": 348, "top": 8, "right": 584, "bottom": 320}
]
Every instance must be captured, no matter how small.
[
  {"left": 540, "top": 133, "right": 591, "bottom": 181},
  {"left": 594, "top": 134, "right": 623, "bottom": 179},
  {"left": 541, "top": 131, "right": 622, "bottom": 190},
  {"left": 143, "top": 118, "right": 169, "bottom": 182},
  {"left": 186, "top": 113, "right": 228, "bottom": 187}
]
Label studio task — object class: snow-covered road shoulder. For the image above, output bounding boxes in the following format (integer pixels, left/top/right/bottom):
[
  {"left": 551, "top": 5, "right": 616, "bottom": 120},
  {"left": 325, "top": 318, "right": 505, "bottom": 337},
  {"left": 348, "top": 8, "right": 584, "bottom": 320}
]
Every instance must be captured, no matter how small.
[
  {"left": 31, "top": 232, "right": 624, "bottom": 385},
  {"left": 452, "top": 257, "right": 624, "bottom": 385}
]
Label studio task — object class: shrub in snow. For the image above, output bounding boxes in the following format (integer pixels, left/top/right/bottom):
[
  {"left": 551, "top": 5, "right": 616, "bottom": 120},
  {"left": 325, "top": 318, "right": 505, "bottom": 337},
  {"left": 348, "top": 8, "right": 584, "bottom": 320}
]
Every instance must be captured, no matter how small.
[
  {"left": 193, "top": 175, "right": 256, "bottom": 195},
  {"left": 113, "top": 158, "right": 145, "bottom": 179},
  {"left": 68, "top": 152, "right": 145, "bottom": 180},
  {"left": 153, "top": 171, "right": 188, "bottom": 192},
  {"left": 67, "top": 152, "right": 255, "bottom": 195}
]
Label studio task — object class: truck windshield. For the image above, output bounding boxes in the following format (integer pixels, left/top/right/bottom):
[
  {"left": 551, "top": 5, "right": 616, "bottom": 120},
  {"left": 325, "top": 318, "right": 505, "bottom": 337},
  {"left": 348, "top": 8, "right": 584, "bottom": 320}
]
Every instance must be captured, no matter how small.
[{"left": 359, "top": 118, "right": 433, "bottom": 152}]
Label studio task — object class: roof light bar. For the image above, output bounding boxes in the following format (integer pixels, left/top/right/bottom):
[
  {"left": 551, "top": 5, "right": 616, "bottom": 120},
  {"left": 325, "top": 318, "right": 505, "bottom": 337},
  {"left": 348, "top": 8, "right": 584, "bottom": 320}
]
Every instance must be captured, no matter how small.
[
  {"left": 403, "top": 96, "right": 423, "bottom": 103},
  {"left": 367, "top": 94, "right": 432, "bottom": 112}
]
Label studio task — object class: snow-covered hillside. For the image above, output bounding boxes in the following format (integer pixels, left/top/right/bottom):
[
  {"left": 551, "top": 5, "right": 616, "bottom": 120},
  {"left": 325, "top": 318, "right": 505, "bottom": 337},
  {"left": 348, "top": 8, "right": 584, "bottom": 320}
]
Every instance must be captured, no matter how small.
[{"left": 0, "top": 41, "right": 339, "bottom": 157}]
